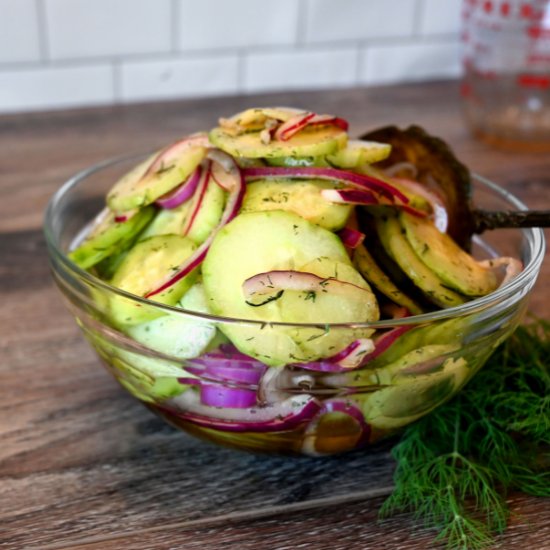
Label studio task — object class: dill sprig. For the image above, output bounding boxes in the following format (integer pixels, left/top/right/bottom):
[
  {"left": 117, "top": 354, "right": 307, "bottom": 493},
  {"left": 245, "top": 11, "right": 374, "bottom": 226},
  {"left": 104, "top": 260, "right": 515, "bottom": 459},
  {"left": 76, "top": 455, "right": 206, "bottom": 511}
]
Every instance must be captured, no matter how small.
[{"left": 380, "top": 320, "right": 550, "bottom": 549}]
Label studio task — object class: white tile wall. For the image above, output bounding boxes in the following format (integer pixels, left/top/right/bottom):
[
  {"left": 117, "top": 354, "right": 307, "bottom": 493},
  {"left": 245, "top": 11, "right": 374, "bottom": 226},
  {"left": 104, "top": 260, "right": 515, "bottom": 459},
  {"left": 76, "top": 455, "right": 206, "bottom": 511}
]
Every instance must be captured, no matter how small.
[
  {"left": 244, "top": 48, "right": 358, "bottom": 92},
  {"left": 120, "top": 55, "right": 240, "bottom": 101},
  {"left": 419, "top": 0, "right": 463, "bottom": 35},
  {"left": 359, "top": 39, "right": 462, "bottom": 85},
  {"left": 0, "top": 65, "right": 114, "bottom": 112},
  {"left": 176, "top": 0, "right": 299, "bottom": 51},
  {"left": 0, "top": 0, "right": 463, "bottom": 114},
  {"left": 45, "top": 0, "right": 172, "bottom": 59},
  {"left": 0, "top": 0, "right": 41, "bottom": 63},
  {"left": 304, "top": 0, "right": 417, "bottom": 42}
]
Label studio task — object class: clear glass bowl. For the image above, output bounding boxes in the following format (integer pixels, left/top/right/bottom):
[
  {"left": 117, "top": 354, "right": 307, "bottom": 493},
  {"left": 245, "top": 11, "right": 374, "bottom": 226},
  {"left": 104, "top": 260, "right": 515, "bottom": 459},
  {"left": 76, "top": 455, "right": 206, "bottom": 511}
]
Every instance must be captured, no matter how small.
[{"left": 44, "top": 154, "right": 545, "bottom": 456}]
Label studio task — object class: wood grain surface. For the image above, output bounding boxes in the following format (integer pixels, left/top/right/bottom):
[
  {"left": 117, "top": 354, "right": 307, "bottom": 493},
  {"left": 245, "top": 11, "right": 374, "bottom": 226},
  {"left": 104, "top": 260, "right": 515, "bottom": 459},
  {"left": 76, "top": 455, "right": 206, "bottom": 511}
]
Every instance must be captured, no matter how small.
[{"left": 0, "top": 80, "right": 548, "bottom": 550}]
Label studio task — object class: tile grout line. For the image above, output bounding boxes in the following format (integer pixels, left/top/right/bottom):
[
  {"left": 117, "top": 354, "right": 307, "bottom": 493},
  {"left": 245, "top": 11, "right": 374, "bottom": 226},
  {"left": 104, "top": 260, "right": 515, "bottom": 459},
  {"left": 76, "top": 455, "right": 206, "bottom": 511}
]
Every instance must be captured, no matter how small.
[
  {"left": 171, "top": 0, "right": 180, "bottom": 53},
  {"left": 33, "top": 486, "right": 395, "bottom": 550},
  {"left": 34, "top": 0, "right": 49, "bottom": 62}
]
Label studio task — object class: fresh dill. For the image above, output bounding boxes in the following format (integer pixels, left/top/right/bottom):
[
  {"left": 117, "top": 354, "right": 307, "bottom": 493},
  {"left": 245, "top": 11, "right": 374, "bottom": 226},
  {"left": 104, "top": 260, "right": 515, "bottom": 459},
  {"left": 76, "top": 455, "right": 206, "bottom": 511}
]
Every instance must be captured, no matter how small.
[{"left": 380, "top": 320, "right": 550, "bottom": 549}]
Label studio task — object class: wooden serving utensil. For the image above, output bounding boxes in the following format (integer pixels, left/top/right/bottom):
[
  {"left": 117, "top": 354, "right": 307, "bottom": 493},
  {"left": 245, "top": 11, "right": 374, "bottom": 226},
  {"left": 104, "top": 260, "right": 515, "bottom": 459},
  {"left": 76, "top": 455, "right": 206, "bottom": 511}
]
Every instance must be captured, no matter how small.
[{"left": 360, "top": 125, "right": 550, "bottom": 249}]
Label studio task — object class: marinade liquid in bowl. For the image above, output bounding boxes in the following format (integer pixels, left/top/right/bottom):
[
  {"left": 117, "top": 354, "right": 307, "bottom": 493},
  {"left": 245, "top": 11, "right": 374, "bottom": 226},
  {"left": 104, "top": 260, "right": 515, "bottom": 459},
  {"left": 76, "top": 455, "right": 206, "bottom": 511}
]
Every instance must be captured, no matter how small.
[{"left": 44, "top": 109, "right": 545, "bottom": 456}]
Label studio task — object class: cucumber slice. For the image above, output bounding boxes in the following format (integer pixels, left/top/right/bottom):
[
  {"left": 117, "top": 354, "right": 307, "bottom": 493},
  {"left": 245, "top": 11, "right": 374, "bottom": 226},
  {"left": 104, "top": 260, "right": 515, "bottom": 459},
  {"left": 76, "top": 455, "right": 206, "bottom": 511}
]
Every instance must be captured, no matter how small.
[
  {"left": 209, "top": 126, "right": 347, "bottom": 159},
  {"left": 202, "top": 211, "right": 352, "bottom": 365},
  {"left": 110, "top": 235, "right": 198, "bottom": 325},
  {"left": 353, "top": 244, "right": 423, "bottom": 315},
  {"left": 107, "top": 146, "right": 207, "bottom": 212},
  {"left": 139, "top": 200, "right": 192, "bottom": 240},
  {"left": 127, "top": 283, "right": 217, "bottom": 362},
  {"left": 361, "top": 355, "right": 468, "bottom": 430},
  {"left": 266, "top": 156, "right": 328, "bottom": 167},
  {"left": 399, "top": 212, "right": 498, "bottom": 296},
  {"left": 69, "top": 206, "right": 155, "bottom": 270},
  {"left": 327, "top": 140, "right": 391, "bottom": 168},
  {"left": 184, "top": 174, "right": 226, "bottom": 245},
  {"left": 375, "top": 213, "right": 467, "bottom": 309},
  {"left": 280, "top": 258, "right": 378, "bottom": 358},
  {"left": 240, "top": 178, "right": 352, "bottom": 231}
]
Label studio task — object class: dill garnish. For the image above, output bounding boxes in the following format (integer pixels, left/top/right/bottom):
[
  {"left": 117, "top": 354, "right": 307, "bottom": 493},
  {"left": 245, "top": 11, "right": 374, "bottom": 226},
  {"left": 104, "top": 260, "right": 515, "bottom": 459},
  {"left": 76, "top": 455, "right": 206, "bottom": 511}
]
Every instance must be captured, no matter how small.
[{"left": 380, "top": 320, "right": 550, "bottom": 549}]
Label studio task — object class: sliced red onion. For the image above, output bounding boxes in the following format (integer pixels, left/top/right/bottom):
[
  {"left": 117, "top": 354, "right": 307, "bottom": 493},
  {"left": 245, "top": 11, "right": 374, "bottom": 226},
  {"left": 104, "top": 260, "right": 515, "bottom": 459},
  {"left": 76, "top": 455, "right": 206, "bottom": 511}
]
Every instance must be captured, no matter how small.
[
  {"left": 242, "top": 166, "right": 409, "bottom": 204},
  {"left": 185, "top": 356, "right": 266, "bottom": 385},
  {"left": 200, "top": 384, "right": 257, "bottom": 408},
  {"left": 327, "top": 338, "right": 375, "bottom": 369},
  {"left": 391, "top": 177, "right": 448, "bottom": 232},
  {"left": 114, "top": 208, "right": 140, "bottom": 223},
  {"left": 322, "top": 188, "right": 379, "bottom": 205},
  {"left": 362, "top": 326, "right": 412, "bottom": 363},
  {"left": 338, "top": 227, "right": 366, "bottom": 249},
  {"left": 207, "top": 149, "right": 240, "bottom": 191},
  {"left": 155, "top": 166, "right": 202, "bottom": 209},
  {"left": 165, "top": 391, "right": 320, "bottom": 432},
  {"left": 181, "top": 162, "right": 211, "bottom": 237},
  {"left": 308, "top": 114, "right": 349, "bottom": 131},
  {"left": 242, "top": 270, "right": 372, "bottom": 306},
  {"left": 143, "top": 133, "right": 209, "bottom": 180},
  {"left": 274, "top": 112, "right": 315, "bottom": 141},
  {"left": 302, "top": 398, "right": 370, "bottom": 455},
  {"left": 384, "top": 161, "right": 418, "bottom": 179},
  {"left": 144, "top": 157, "right": 244, "bottom": 298},
  {"left": 480, "top": 256, "right": 523, "bottom": 287}
]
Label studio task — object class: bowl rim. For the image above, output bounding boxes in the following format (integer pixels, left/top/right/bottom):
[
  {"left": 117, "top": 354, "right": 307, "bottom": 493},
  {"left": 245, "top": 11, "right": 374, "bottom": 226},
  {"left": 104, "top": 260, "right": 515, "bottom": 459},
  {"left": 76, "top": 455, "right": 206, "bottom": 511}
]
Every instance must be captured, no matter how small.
[{"left": 44, "top": 153, "right": 546, "bottom": 330}]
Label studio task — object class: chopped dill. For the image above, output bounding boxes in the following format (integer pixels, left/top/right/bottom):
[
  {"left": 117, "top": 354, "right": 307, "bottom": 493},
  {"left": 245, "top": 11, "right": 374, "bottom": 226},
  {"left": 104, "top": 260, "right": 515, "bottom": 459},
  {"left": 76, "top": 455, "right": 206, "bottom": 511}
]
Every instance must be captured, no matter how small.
[{"left": 380, "top": 320, "right": 550, "bottom": 549}]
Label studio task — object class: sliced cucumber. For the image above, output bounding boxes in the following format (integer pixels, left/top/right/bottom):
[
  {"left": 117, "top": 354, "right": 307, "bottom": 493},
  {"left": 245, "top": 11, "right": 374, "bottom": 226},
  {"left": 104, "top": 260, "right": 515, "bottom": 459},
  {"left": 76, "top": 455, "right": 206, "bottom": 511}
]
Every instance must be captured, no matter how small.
[
  {"left": 185, "top": 174, "right": 226, "bottom": 245},
  {"left": 327, "top": 140, "right": 391, "bottom": 168},
  {"left": 110, "top": 235, "right": 198, "bottom": 325},
  {"left": 209, "top": 126, "right": 347, "bottom": 159},
  {"left": 353, "top": 244, "right": 423, "bottom": 315},
  {"left": 107, "top": 146, "right": 207, "bottom": 212},
  {"left": 240, "top": 178, "right": 352, "bottom": 231},
  {"left": 139, "top": 200, "right": 192, "bottom": 240},
  {"left": 127, "top": 283, "right": 217, "bottom": 362},
  {"left": 375, "top": 213, "right": 467, "bottom": 309},
  {"left": 361, "top": 356, "right": 468, "bottom": 430},
  {"left": 202, "top": 211, "right": 352, "bottom": 365},
  {"left": 266, "top": 156, "right": 328, "bottom": 167},
  {"left": 69, "top": 206, "right": 155, "bottom": 270},
  {"left": 280, "top": 257, "right": 378, "bottom": 358},
  {"left": 399, "top": 212, "right": 498, "bottom": 296}
]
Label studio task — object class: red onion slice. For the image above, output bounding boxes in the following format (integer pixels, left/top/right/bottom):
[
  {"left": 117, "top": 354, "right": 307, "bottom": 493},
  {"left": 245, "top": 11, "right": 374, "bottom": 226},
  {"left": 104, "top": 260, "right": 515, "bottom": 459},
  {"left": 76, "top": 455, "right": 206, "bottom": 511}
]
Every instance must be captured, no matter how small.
[
  {"left": 181, "top": 162, "right": 211, "bottom": 237},
  {"left": 391, "top": 177, "right": 448, "bottom": 232},
  {"left": 480, "top": 257, "right": 523, "bottom": 287},
  {"left": 142, "top": 133, "right": 209, "bottom": 180},
  {"left": 242, "top": 270, "right": 373, "bottom": 306},
  {"left": 308, "top": 114, "right": 349, "bottom": 131},
  {"left": 338, "top": 227, "right": 366, "bottom": 249},
  {"left": 155, "top": 166, "right": 202, "bottom": 209},
  {"left": 302, "top": 398, "right": 370, "bottom": 455},
  {"left": 322, "top": 188, "right": 379, "bottom": 205},
  {"left": 328, "top": 338, "right": 375, "bottom": 369},
  {"left": 200, "top": 384, "right": 258, "bottom": 408},
  {"left": 207, "top": 149, "right": 240, "bottom": 191},
  {"left": 274, "top": 112, "right": 315, "bottom": 141},
  {"left": 165, "top": 391, "right": 320, "bottom": 432},
  {"left": 242, "top": 166, "right": 409, "bottom": 204},
  {"left": 144, "top": 156, "right": 244, "bottom": 298},
  {"left": 114, "top": 208, "right": 140, "bottom": 223}
]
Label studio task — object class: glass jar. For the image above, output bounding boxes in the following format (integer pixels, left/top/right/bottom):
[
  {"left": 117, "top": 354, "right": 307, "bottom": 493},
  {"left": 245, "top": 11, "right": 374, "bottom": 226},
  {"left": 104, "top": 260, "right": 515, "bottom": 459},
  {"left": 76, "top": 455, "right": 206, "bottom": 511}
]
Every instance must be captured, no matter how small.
[{"left": 461, "top": 0, "right": 550, "bottom": 150}]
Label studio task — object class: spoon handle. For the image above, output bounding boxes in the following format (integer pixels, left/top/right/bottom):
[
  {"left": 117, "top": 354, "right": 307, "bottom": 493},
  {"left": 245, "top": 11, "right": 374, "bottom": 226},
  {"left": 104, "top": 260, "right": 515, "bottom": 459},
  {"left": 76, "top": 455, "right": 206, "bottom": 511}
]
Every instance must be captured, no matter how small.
[{"left": 473, "top": 210, "right": 550, "bottom": 233}]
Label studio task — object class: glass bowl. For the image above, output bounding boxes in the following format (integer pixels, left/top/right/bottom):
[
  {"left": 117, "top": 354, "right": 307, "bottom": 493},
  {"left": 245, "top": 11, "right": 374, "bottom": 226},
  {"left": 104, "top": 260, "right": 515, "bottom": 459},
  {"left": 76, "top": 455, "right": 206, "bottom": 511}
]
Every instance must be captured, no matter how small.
[{"left": 44, "top": 154, "right": 545, "bottom": 456}]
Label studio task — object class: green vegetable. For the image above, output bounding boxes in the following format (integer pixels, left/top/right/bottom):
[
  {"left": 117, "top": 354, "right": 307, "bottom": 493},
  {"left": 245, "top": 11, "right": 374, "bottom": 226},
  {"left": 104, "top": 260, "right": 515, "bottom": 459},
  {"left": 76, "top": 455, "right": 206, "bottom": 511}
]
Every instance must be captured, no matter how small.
[{"left": 381, "top": 320, "right": 550, "bottom": 549}]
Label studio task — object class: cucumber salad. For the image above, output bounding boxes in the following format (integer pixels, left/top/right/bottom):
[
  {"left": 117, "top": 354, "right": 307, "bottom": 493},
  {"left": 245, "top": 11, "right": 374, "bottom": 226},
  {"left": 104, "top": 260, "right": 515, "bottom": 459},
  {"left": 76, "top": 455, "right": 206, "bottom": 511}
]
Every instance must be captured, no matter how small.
[{"left": 70, "top": 107, "right": 522, "bottom": 454}]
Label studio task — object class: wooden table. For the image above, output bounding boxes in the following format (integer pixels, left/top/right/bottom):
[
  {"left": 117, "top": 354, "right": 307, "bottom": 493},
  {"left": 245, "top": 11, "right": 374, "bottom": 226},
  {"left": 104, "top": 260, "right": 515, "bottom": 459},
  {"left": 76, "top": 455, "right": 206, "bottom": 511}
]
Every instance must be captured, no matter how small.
[{"left": 1, "top": 81, "right": 548, "bottom": 549}]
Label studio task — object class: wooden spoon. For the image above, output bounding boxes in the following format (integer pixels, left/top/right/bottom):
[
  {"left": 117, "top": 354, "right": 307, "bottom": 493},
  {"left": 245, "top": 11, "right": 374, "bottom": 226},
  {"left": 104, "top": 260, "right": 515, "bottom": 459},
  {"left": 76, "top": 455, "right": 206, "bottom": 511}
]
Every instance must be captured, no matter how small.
[{"left": 360, "top": 125, "right": 550, "bottom": 249}]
